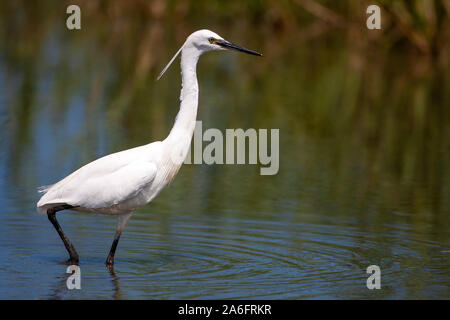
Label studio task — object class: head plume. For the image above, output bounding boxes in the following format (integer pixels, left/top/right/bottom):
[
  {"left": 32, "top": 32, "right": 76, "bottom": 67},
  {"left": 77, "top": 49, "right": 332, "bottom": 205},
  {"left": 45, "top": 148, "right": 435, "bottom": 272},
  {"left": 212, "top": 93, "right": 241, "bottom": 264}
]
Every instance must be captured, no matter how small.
[{"left": 157, "top": 43, "right": 185, "bottom": 80}]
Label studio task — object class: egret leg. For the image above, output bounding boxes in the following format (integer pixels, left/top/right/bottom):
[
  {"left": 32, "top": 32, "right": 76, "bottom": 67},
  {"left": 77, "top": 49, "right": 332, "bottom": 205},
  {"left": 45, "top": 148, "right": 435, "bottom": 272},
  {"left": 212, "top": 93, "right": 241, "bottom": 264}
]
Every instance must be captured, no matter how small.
[
  {"left": 106, "top": 213, "right": 132, "bottom": 268},
  {"left": 47, "top": 205, "right": 79, "bottom": 264}
]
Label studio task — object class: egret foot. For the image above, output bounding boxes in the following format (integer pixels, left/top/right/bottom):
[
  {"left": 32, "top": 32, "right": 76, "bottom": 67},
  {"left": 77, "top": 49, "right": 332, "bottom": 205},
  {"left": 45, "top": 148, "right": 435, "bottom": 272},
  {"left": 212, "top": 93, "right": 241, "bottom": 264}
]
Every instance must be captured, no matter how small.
[
  {"left": 105, "top": 236, "right": 119, "bottom": 268},
  {"left": 105, "top": 257, "right": 114, "bottom": 270}
]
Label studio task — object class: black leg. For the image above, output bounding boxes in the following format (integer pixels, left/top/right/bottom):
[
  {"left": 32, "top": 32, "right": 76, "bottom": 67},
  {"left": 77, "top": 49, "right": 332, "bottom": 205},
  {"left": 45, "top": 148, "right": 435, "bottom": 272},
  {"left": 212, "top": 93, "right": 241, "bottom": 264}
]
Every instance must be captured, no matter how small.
[
  {"left": 105, "top": 213, "right": 132, "bottom": 270},
  {"left": 47, "top": 205, "right": 79, "bottom": 264},
  {"left": 106, "top": 231, "right": 122, "bottom": 268}
]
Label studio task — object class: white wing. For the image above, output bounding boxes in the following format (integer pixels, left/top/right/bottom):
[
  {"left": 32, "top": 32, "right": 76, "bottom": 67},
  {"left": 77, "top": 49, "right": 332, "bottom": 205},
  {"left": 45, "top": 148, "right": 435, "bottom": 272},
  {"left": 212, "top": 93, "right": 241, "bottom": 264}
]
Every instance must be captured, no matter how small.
[
  {"left": 69, "top": 161, "right": 157, "bottom": 208},
  {"left": 37, "top": 143, "right": 160, "bottom": 214}
]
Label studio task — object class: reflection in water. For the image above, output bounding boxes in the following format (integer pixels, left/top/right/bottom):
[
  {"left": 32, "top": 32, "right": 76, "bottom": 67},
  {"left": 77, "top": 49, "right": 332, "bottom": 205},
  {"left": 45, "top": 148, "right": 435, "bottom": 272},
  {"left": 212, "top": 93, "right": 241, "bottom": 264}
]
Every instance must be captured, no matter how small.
[
  {"left": 47, "top": 270, "right": 70, "bottom": 300},
  {"left": 108, "top": 268, "right": 121, "bottom": 300},
  {"left": 0, "top": 1, "right": 449, "bottom": 299},
  {"left": 2, "top": 212, "right": 444, "bottom": 299}
]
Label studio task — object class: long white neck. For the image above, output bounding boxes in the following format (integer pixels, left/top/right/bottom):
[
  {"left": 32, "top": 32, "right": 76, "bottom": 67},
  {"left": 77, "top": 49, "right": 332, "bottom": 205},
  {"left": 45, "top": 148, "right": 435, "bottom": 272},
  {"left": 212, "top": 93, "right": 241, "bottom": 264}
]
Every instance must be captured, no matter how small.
[{"left": 164, "top": 46, "right": 200, "bottom": 145}]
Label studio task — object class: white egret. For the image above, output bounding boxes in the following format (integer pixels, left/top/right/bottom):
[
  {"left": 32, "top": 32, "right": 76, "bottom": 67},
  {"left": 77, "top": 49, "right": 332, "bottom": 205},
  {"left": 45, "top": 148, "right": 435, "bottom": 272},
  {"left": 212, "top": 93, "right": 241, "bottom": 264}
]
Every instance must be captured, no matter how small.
[{"left": 37, "top": 29, "right": 262, "bottom": 268}]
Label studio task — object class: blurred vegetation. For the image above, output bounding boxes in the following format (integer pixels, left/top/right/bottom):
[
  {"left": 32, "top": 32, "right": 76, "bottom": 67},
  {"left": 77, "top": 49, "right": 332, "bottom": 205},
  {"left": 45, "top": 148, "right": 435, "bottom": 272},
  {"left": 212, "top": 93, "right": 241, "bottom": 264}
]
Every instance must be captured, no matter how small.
[{"left": 0, "top": 0, "right": 449, "bottom": 227}]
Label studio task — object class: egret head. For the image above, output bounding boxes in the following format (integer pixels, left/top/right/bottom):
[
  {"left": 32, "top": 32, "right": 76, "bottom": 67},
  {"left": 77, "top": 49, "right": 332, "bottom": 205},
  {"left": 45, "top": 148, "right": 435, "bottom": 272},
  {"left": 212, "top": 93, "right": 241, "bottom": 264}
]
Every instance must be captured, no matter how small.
[
  {"left": 186, "top": 29, "right": 263, "bottom": 55},
  {"left": 157, "top": 29, "right": 262, "bottom": 80}
]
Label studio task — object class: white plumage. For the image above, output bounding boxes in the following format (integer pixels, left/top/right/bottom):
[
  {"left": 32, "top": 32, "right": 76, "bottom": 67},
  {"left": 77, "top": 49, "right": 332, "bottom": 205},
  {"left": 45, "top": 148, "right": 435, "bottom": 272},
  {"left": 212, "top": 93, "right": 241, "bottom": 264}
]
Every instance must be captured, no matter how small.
[
  {"left": 37, "top": 143, "right": 160, "bottom": 215},
  {"left": 37, "top": 29, "right": 262, "bottom": 268}
]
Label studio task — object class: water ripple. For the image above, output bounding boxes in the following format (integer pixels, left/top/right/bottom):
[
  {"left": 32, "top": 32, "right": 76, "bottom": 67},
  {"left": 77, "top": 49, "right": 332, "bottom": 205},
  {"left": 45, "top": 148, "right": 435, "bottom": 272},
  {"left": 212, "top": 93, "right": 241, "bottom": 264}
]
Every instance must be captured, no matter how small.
[{"left": 0, "top": 211, "right": 448, "bottom": 299}]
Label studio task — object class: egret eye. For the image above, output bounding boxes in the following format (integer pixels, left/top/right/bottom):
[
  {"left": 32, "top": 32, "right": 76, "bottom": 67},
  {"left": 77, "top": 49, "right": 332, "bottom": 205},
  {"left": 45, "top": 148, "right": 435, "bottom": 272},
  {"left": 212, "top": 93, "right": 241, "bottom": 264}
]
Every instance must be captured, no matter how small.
[{"left": 208, "top": 37, "right": 215, "bottom": 44}]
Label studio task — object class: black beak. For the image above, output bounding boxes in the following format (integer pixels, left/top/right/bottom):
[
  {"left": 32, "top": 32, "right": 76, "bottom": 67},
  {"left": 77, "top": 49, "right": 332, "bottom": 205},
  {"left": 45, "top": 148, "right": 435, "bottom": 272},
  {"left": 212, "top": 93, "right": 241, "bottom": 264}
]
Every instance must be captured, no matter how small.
[{"left": 216, "top": 40, "right": 263, "bottom": 56}]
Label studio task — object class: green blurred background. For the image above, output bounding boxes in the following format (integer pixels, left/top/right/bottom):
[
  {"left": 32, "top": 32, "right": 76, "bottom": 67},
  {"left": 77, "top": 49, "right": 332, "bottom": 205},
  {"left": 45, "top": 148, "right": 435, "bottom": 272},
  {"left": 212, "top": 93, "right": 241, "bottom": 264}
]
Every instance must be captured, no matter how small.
[{"left": 0, "top": 0, "right": 449, "bottom": 299}]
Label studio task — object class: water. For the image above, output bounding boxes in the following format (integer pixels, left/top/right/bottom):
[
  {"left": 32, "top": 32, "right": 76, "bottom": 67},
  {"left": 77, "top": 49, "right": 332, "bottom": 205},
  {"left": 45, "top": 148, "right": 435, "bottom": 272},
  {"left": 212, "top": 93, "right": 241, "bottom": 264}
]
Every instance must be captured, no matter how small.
[
  {"left": 1, "top": 136, "right": 448, "bottom": 299},
  {"left": 1, "top": 205, "right": 447, "bottom": 299},
  {"left": 0, "top": 1, "right": 449, "bottom": 299}
]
